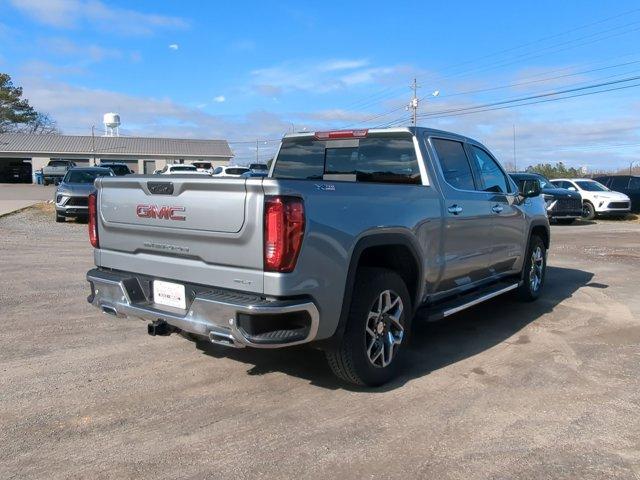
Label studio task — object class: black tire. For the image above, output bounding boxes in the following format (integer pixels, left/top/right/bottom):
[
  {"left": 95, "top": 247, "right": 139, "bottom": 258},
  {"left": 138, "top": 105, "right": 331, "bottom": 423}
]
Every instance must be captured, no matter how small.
[
  {"left": 43, "top": 179, "right": 49, "bottom": 186},
  {"left": 325, "top": 267, "right": 412, "bottom": 387},
  {"left": 582, "top": 202, "right": 596, "bottom": 220},
  {"left": 555, "top": 218, "right": 575, "bottom": 225},
  {"left": 517, "top": 235, "right": 546, "bottom": 302},
  {"left": 55, "top": 212, "right": 65, "bottom": 223}
]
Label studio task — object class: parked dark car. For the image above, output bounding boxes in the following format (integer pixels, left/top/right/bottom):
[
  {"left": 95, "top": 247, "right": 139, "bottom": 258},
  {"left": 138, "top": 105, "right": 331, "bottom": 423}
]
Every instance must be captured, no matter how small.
[
  {"left": 240, "top": 170, "right": 268, "bottom": 178},
  {"left": 593, "top": 175, "right": 639, "bottom": 212},
  {"left": 249, "top": 163, "right": 269, "bottom": 171},
  {"left": 0, "top": 160, "right": 32, "bottom": 183},
  {"left": 55, "top": 167, "right": 114, "bottom": 222},
  {"left": 98, "top": 162, "right": 133, "bottom": 176},
  {"left": 510, "top": 172, "right": 582, "bottom": 224}
]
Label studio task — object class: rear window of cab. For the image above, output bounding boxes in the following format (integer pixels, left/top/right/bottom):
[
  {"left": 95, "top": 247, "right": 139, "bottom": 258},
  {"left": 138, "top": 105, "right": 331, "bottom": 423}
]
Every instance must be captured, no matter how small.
[{"left": 272, "top": 135, "right": 421, "bottom": 184}]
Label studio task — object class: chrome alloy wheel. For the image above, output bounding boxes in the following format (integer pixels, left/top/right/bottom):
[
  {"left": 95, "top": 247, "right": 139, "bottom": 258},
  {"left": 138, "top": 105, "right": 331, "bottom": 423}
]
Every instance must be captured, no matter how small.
[
  {"left": 365, "top": 290, "right": 404, "bottom": 368},
  {"left": 529, "top": 245, "right": 545, "bottom": 292}
]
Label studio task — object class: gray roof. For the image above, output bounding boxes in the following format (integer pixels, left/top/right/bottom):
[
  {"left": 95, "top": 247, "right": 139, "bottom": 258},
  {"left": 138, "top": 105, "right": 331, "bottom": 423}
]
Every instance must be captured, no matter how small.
[{"left": 0, "top": 134, "right": 233, "bottom": 158}]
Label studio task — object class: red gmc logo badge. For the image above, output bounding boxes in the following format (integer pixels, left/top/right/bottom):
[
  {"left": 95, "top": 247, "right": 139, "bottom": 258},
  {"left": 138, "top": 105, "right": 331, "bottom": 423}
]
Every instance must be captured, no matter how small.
[{"left": 136, "top": 204, "right": 186, "bottom": 221}]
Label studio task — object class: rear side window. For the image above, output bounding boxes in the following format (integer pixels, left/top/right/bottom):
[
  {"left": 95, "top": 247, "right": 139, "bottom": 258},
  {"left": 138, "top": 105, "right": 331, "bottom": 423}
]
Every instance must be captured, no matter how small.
[
  {"left": 273, "top": 140, "right": 325, "bottom": 180},
  {"left": 273, "top": 136, "right": 421, "bottom": 184},
  {"left": 470, "top": 146, "right": 510, "bottom": 193},
  {"left": 431, "top": 138, "right": 475, "bottom": 190}
]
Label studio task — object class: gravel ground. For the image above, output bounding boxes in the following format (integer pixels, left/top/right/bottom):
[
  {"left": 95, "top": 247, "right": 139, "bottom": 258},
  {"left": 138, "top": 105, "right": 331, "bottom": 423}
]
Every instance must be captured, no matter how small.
[{"left": 1, "top": 205, "right": 639, "bottom": 479}]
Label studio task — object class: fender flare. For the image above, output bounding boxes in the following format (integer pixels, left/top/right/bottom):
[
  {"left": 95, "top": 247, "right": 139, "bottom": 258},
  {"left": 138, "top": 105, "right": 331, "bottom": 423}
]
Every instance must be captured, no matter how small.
[
  {"left": 323, "top": 231, "right": 424, "bottom": 347},
  {"left": 521, "top": 220, "right": 550, "bottom": 281}
]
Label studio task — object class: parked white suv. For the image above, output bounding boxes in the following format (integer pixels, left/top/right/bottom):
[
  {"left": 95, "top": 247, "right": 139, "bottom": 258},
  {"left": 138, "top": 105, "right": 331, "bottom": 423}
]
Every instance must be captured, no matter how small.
[
  {"left": 211, "top": 165, "right": 250, "bottom": 177},
  {"left": 154, "top": 164, "right": 203, "bottom": 175},
  {"left": 551, "top": 178, "right": 631, "bottom": 219}
]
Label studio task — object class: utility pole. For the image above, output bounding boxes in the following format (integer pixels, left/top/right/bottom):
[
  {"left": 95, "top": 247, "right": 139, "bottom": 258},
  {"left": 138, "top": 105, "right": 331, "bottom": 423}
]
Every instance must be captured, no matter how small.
[
  {"left": 513, "top": 124, "right": 517, "bottom": 171},
  {"left": 409, "top": 78, "right": 420, "bottom": 126}
]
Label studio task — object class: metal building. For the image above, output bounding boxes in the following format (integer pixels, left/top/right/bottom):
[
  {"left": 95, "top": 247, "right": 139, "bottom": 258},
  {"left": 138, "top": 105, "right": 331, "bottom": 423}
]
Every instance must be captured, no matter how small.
[{"left": 0, "top": 134, "right": 233, "bottom": 183}]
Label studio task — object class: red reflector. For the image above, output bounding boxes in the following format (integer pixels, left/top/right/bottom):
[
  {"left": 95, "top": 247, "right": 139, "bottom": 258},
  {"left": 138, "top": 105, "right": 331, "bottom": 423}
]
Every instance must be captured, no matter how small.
[
  {"left": 264, "top": 196, "right": 305, "bottom": 272},
  {"left": 314, "top": 129, "right": 368, "bottom": 140},
  {"left": 88, "top": 192, "right": 99, "bottom": 248}
]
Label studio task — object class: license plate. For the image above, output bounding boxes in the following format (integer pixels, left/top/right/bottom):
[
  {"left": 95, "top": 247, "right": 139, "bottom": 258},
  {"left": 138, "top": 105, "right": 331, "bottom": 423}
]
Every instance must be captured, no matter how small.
[{"left": 153, "top": 280, "right": 186, "bottom": 309}]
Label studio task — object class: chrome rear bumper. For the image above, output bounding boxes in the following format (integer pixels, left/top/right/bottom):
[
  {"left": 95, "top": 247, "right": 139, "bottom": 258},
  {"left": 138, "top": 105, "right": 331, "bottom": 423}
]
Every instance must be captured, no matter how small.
[{"left": 86, "top": 268, "right": 319, "bottom": 348}]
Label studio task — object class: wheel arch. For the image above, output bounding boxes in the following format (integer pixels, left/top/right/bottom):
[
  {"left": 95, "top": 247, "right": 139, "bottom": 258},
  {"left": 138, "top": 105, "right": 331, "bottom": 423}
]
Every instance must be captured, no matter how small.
[
  {"left": 520, "top": 221, "right": 550, "bottom": 284},
  {"left": 322, "top": 231, "right": 424, "bottom": 348}
]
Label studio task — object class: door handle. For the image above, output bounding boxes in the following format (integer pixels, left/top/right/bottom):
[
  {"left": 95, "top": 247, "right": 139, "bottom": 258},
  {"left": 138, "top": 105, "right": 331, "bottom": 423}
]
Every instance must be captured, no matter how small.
[
  {"left": 447, "top": 204, "right": 463, "bottom": 215},
  {"left": 492, "top": 204, "right": 504, "bottom": 213}
]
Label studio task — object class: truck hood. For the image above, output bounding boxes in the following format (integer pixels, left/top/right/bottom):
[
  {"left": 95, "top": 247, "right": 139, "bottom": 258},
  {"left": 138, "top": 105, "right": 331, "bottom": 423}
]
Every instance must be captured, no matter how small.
[
  {"left": 57, "top": 183, "right": 96, "bottom": 196},
  {"left": 587, "top": 191, "right": 630, "bottom": 201},
  {"left": 541, "top": 187, "right": 581, "bottom": 200}
]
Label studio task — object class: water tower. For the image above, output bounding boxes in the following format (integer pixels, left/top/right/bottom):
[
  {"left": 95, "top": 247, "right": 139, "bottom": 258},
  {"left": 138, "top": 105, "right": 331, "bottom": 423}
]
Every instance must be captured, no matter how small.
[{"left": 103, "top": 112, "right": 121, "bottom": 137}]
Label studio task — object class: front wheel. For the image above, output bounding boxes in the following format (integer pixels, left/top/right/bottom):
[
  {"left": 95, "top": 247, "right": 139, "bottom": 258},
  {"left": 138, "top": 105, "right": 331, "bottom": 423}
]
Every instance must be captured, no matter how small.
[
  {"left": 517, "top": 235, "right": 547, "bottom": 301},
  {"left": 55, "top": 212, "right": 65, "bottom": 223},
  {"left": 326, "top": 268, "right": 411, "bottom": 387},
  {"left": 582, "top": 202, "right": 596, "bottom": 220}
]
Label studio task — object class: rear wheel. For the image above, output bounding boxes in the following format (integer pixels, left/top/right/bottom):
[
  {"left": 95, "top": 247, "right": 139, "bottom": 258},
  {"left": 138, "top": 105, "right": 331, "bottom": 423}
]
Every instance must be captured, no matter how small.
[
  {"left": 517, "top": 235, "right": 546, "bottom": 301},
  {"left": 582, "top": 202, "right": 596, "bottom": 220},
  {"left": 326, "top": 267, "right": 411, "bottom": 387}
]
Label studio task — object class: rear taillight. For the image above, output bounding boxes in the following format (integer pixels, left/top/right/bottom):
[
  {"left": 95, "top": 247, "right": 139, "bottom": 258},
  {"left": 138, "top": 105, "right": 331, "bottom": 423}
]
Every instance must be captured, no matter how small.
[
  {"left": 88, "top": 192, "right": 99, "bottom": 248},
  {"left": 264, "top": 196, "right": 305, "bottom": 272}
]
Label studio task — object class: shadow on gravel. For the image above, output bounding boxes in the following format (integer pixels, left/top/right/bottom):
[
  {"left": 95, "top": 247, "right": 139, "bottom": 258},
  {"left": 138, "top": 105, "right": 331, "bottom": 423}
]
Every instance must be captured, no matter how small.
[
  {"left": 195, "top": 266, "right": 594, "bottom": 391},
  {"left": 552, "top": 219, "right": 596, "bottom": 226}
]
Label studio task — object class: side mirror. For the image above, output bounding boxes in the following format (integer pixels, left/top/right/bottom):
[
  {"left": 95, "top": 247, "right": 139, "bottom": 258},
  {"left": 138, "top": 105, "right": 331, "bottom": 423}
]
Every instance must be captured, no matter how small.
[
  {"left": 567, "top": 186, "right": 576, "bottom": 191},
  {"left": 520, "top": 179, "right": 541, "bottom": 198}
]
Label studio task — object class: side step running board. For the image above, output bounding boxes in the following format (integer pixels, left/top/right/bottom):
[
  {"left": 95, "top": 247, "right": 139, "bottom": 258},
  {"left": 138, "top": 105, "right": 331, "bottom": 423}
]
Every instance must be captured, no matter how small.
[{"left": 426, "top": 282, "right": 520, "bottom": 321}]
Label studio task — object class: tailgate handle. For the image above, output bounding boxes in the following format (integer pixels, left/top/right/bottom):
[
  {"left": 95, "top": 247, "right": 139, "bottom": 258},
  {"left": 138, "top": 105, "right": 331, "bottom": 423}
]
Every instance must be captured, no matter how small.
[{"left": 147, "top": 182, "right": 174, "bottom": 195}]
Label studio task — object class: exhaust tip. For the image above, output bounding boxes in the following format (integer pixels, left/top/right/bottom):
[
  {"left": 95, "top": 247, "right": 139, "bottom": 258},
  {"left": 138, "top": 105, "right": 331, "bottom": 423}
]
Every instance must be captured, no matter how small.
[{"left": 209, "top": 330, "right": 241, "bottom": 348}]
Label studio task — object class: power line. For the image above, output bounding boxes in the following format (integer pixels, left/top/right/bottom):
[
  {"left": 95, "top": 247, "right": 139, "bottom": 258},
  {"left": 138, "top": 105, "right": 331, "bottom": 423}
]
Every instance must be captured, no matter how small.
[
  {"left": 416, "top": 74, "right": 640, "bottom": 119},
  {"left": 435, "top": 58, "right": 640, "bottom": 100},
  {"left": 349, "top": 58, "right": 640, "bottom": 128},
  {"left": 373, "top": 80, "right": 640, "bottom": 128},
  {"left": 338, "top": 8, "right": 640, "bottom": 124}
]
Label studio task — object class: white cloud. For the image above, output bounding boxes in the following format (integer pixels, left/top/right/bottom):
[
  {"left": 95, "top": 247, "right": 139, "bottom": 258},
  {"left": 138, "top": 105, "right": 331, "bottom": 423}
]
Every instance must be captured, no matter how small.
[
  {"left": 250, "top": 59, "right": 404, "bottom": 96},
  {"left": 318, "top": 59, "right": 369, "bottom": 72},
  {"left": 9, "top": 0, "right": 188, "bottom": 35},
  {"left": 16, "top": 77, "right": 293, "bottom": 144},
  {"left": 43, "top": 37, "right": 122, "bottom": 62},
  {"left": 168, "top": 44, "right": 179, "bottom": 51},
  {"left": 213, "top": 95, "right": 226, "bottom": 103},
  {"left": 19, "top": 60, "right": 87, "bottom": 77}
]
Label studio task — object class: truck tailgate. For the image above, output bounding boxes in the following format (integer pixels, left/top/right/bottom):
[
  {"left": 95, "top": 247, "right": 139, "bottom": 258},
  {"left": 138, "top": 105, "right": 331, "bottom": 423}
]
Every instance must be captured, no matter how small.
[{"left": 95, "top": 176, "right": 265, "bottom": 292}]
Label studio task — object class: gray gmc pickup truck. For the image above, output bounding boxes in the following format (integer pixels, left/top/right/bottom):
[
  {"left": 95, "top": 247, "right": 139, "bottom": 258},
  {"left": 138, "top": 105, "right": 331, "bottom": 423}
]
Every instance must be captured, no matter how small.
[{"left": 86, "top": 127, "right": 549, "bottom": 386}]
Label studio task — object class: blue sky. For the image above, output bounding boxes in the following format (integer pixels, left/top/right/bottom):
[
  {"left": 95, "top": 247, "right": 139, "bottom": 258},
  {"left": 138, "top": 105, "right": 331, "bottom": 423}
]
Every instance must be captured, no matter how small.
[{"left": 1, "top": 0, "right": 640, "bottom": 168}]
